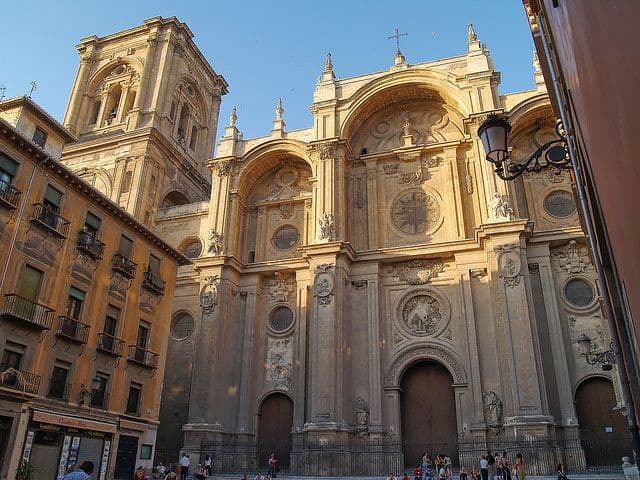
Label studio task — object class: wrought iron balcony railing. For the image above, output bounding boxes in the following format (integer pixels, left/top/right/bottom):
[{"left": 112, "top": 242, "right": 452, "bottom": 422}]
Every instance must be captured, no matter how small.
[
  {"left": 96, "top": 332, "right": 125, "bottom": 356},
  {"left": 142, "top": 269, "right": 165, "bottom": 295},
  {"left": 0, "top": 363, "right": 41, "bottom": 395},
  {"left": 77, "top": 230, "right": 105, "bottom": 260},
  {"left": 30, "top": 203, "right": 70, "bottom": 238},
  {"left": 127, "top": 345, "right": 158, "bottom": 369},
  {"left": 0, "top": 178, "right": 21, "bottom": 209},
  {"left": 56, "top": 316, "right": 90, "bottom": 344},
  {"left": 112, "top": 253, "right": 137, "bottom": 279},
  {"left": 0, "top": 294, "right": 55, "bottom": 330}
]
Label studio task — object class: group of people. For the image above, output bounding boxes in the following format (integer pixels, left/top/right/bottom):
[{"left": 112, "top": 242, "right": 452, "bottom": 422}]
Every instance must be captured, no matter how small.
[
  {"left": 252, "top": 453, "right": 280, "bottom": 480},
  {"left": 155, "top": 453, "right": 212, "bottom": 480}
]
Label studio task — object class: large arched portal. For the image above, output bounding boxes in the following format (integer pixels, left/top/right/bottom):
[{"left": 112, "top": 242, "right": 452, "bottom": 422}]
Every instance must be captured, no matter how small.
[
  {"left": 401, "top": 361, "right": 458, "bottom": 468},
  {"left": 257, "top": 393, "right": 293, "bottom": 470},
  {"left": 575, "top": 377, "right": 629, "bottom": 466}
]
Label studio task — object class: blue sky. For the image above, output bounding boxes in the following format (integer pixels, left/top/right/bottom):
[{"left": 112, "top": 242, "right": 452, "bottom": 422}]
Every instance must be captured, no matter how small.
[{"left": 0, "top": 0, "right": 534, "bottom": 141}]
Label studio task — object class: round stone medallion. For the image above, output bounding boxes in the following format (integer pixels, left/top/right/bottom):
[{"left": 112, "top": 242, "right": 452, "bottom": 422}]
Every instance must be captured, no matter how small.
[
  {"left": 563, "top": 277, "right": 596, "bottom": 309},
  {"left": 544, "top": 190, "right": 576, "bottom": 218},
  {"left": 397, "top": 289, "right": 450, "bottom": 337},
  {"left": 391, "top": 190, "right": 440, "bottom": 235},
  {"left": 272, "top": 225, "right": 300, "bottom": 250}
]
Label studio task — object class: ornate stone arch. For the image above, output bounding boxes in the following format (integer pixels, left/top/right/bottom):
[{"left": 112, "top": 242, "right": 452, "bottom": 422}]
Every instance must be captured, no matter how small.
[
  {"left": 86, "top": 59, "right": 143, "bottom": 94},
  {"left": 385, "top": 342, "right": 468, "bottom": 388},
  {"left": 572, "top": 373, "right": 613, "bottom": 398},
  {"left": 340, "top": 69, "right": 471, "bottom": 142}
]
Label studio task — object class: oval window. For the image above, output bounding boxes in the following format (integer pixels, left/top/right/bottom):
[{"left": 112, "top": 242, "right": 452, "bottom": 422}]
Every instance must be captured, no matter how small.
[
  {"left": 544, "top": 190, "right": 576, "bottom": 218},
  {"left": 564, "top": 278, "right": 595, "bottom": 308},
  {"left": 269, "top": 306, "right": 294, "bottom": 332},
  {"left": 171, "top": 313, "right": 195, "bottom": 340}
]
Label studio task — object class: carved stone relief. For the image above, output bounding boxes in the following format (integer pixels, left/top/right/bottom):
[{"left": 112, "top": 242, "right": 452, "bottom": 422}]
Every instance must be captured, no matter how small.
[
  {"left": 314, "top": 264, "right": 335, "bottom": 306},
  {"left": 265, "top": 337, "right": 293, "bottom": 391},
  {"left": 483, "top": 391, "right": 503, "bottom": 428},
  {"left": 315, "top": 142, "right": 336, "bottom": 161},
  {"left": 496, "top": 244, "right": 522, "bottom": 288},
  {"left": 250, "top": 163, "right": 313, "bottom": 203},
  {"left": 207, "top": 229, "right": 223, "bottom": 255},
  {"left": 551, "top": 240, "right": 589, "bottom": 274},
  {"left": 354, "top": 397, "right": 370, "bottom": 436},
  {"left": 200, "top": 275, "right": 220, "bottom": 315},
  {"left": 317, "top": 213, "right": 336, "bottom": 241},
  {"left": 488, "top": 192, "right": 515, "bottom": 222},
  {"left": 387, "top": 259, "right": 444, "bottom": 285},
  {"left": 401, "top": 294, "right": 443, "bottom": 335},
  {"left": 263, "top": 271, "right": 295, "bottom": 303},
  {"left": 391, "top": 190, "right": 440, "bottom": 235}
]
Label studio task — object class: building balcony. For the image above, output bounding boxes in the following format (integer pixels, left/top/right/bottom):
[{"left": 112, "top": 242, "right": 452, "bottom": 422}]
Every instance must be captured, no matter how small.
[
  {"left": 30, "top": 203, "right": 70, "bottom": 238},
  {"left": 76, "top": 230, "right": 105, "bottom": 260},
  {"left": 0, "top": 364, "right": 41, "bottom": 395},
  {"left": 127, "top": 345, "right": 158, "bottom": 369},
  {"left": 0, "top": 179, "right": 21, "bottom": 209},
  {"left": 96, "top": 332, "right": 125, "bottom": 356},
  {"left": 142, "top": 270, "right": 165, "bottom": 296},
  {"left": 55, "top": 316, "right": 90, "bottom": 344},
  {"left": 0, "top": 294, "right": 55, "bottom": 330},
  {"left": 112, "top": 253, "right": 136, "bottom": 279}
]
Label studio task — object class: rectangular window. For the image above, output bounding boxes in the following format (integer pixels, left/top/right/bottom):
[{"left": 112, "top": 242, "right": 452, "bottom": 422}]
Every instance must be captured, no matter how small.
[
  {"left": 148, "top": 254, "right": 160, "bottom": 276},
  {"left": 140, "top": 444, "right": 153, "bottom": 460},
  {"left": 0, "top": 153, "right": 18, "bottom": 187},
  {"left": 65, "top": 287, "right": 85, "bottom": 320},
  {"left": 17, "top": 265, "right": 43, "bottom": 301},
  {"left": 32, "top": 127, "right": 48, "bottom": 148},
  {"left": 47, "top": 361, "right": 70, "bottom": 399},
  {"left": 90, "top": 373, "right": 109, "bottom": 408},
  {"left": 119, "top": 235, "right": 133, "bottom": 258},
  {"left": 43, "top": 185, "right": 62, "bottom": 212},
  {"left": 84, "top": 212, "right": 101, "bottom": 235},
  {"left": 126, "top": 382, "right": 142, "bottom": 415},
  {"left": 1, "top": 342, "right": 25, "bottom": 370},
  {"left": 100, "top": 305, "right": 120, "bottom": 352},
  {"left": 135, "top": 321, "right": 150, "bottom": 362}
]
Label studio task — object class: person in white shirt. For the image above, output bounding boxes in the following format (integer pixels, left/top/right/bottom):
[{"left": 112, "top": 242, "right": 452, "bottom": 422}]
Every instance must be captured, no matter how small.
[
  {"left": 254, "top": 472, "right": 264, "bottom": 480},
  {"left": 480, "top": 456, "right": 489, "bottom": 480},
  {"left": 204, "top": 455, "right": 212, "bottom": 476},
  {"left": 179, "top": 454, "right": 190, "bottom": 480}
]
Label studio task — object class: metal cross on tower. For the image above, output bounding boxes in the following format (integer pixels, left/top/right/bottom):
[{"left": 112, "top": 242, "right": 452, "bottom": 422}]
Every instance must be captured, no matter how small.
[{"left": 388, "top": 27, "right": 408, "bottom": 54}]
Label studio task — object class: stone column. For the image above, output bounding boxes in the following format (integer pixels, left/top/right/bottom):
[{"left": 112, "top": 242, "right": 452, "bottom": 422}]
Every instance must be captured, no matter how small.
[
  {"left": 236, "top": 288, "right": 257, "bottom": 433},
  {"left": 310, "top": 140, "right": 342, "bottom": 241},
  {"left": 132, "top": 32, "right": 158, "bottom": 112},
  {"left": 365, "top": 273, "right": 383, "bottom": 431}
]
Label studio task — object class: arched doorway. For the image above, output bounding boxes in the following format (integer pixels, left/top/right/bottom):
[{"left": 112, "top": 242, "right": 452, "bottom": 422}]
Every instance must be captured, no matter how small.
[
  {"left": 401, "top": 361, "right": 458, "bottom": 468},
  {"left": 258, "top": 393, "right": 293, "bottom": 470},
  {"left": 575, "top": 377, "right": 630, "bottom": 466}
]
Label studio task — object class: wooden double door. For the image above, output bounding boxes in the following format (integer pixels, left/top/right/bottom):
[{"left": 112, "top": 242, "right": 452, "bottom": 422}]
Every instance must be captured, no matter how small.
[
  {"left": 401, "top": 361, "right": 458, "bottom": 467},
  {"left": 258, "top": 393, "right": 293, "bottom": 470}
]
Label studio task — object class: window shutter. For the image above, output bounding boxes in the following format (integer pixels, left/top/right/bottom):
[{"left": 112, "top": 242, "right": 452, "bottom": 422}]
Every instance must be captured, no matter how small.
[
  {"left": 69, "top": 286, "right": 85, "bottom": 301},
  {"left": 44, "top": 185, "right": 63, "bottom": 206},
  {"left": 149, "top": 254, "right": 161, "bottom": 275},
  {"left": 85, "top": 212, "right": 101, "bottom": 231},
  {"left": 119, "top": 235, "right": 133, "bottom": 257}
]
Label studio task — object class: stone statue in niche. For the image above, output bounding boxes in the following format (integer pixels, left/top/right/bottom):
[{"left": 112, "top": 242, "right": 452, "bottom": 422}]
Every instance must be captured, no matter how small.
[
  {"left": 207, "top": 229, "right": 223, "bottom": 255},
  {"left": 354, "top": 397, "right": 370, "bottom": 436},
  {"left": 318, "top": 212, "right": 335, "bottom": 241},
  {"left": 490, "top": 192, "right": 514, "bottom": 221},
  {"left": 552, "top": 240, "right": 588, "bottom": 274},
  {"left": 402, "top": 294, "right": 442, "bottom": 335},
  {"left": 483, "top": 391, "right": 503, "bottom": 428},
  {"left": 264, "top": 271, "right": 294, "bottom": 303}
]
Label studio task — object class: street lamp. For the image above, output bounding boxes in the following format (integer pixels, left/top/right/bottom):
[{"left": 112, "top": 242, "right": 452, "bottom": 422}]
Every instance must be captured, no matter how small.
[
  {"left": 79, "top": 375, "right": 102, "bottom": 406},
  {"left": 576, "top": 333, "right": 617, "bottom": 371},
  {"left": 477, "top": 114, "right": 571, "bottom": 180}
]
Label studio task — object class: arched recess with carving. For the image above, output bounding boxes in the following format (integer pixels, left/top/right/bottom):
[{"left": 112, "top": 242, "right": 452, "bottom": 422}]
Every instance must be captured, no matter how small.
[
  {"left": 161, "top": 190, "right": 191, "bottom": 208},
  {"left": 340, "top": 71, "right": 469, "bottom": 251},
  {"left": 384, "top": 342, "right": 468, "bottom": 388},
  {"left": 507, "top": 96, "right": 577, "bottom": 230},
  {"left": 81, "top": 60, "right": 143, "bottom": 132},
  {"left": 77, "top": 167, "right": 114, "bottom": 197},
  {"left": 234, "top": 140, "right": 313, "bottom": 264},
  {"left": 168, "top": 74, "right": 208, "bottom": 154}
]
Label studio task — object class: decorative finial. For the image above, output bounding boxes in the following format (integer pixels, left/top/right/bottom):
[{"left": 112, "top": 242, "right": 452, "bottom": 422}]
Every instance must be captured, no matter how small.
[
  {"left": 388, "top": 27, "right": 408, "bottom": 56},
  {"left": 229, "top": 106, "right": 237, "bottom": 127},
  {"left": 325, "top": 52, "right": 333, "bottom": 72},
  {"left": 468, "top": 24, "right": 478, "bottom": 42},
  {"left": 275, "top": 98, "right": 284, "bottom": 120},
  {"left": 533, "top": 51, "right": 541, "bottom": 73}
]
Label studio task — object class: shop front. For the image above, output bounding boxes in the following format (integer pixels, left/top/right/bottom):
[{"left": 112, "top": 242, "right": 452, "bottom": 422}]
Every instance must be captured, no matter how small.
[{"left": 21, "top": 410, "right": 116, "bottom": 480}]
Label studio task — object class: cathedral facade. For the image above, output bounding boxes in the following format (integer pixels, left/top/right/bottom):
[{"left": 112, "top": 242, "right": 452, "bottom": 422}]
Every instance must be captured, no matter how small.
[{"left": 58, "top": 18, "right": 628, "bottom": 476}]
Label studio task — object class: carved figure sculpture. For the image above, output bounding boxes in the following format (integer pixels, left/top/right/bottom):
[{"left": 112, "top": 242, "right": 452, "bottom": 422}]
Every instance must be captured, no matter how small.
[
  {"left": 318, "top": 213, "right": 335, "bottom": 241},
  {"left": 207, "top": 229, "right": 223, "bottom": 255},
  {"left": 483, "top": 391, "right": 503, "bottom": 427},
  {"left": 491, "top": 192, "right": 514, "bottom": 220},
  {"left": 354, "top": 397, "right": 370, "bottom": 436}
]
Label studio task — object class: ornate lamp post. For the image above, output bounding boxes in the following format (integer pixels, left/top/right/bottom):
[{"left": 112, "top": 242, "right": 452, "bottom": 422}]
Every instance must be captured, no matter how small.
[
  {"left": 477, "top": 114, "right": 571, "bottom": 180},
  {"left": 576, "top": 333, "right": 617, "bottom": 371}
]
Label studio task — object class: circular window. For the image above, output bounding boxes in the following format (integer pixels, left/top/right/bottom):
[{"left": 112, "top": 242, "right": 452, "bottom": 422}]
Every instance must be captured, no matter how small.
[
  {"left": 171, "top": 313, "right": 195, "bottom": 340},
  {"left": 564, "top": 278, "right": 596, "bottom": 308},
  {"left": 180, "top": 238, "right": 203, "bottom": 259},
  {"left": 269, "top": 306, "right": 294, "bottom": 332},
  {"left": 272, "top": 225, "right": 299, "bottom": 250},
  {"left": 544, "top": 190, "right": 576, "bottom": 218},
  {"left": 391, "top": 191, "right": 440, "bottom": 235}
]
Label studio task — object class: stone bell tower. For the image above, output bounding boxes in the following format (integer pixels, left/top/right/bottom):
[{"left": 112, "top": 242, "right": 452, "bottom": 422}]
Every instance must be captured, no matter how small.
[{"left": 60, "top": 16, "right": 228, "bottom": 225}]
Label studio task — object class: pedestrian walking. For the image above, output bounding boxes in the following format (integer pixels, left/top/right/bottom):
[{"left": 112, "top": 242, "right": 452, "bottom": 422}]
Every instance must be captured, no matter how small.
[
  {"left": 514, "top": 454, "right": 525, "bottom": 480},
  {"left": 557, "top": 463, "right": 568, "bottom": 480},
  {"left": 487, "top": 450, "right": 496, "bottom": 480},
  {"left": 460, "top": 467, "right": 468, "bottom": 480},
  {"left": 204, "top": 455, "right": 212, "bottom": 477},
  {"left": 267, "top": 453, "right": 279, "bottom": 478}
]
